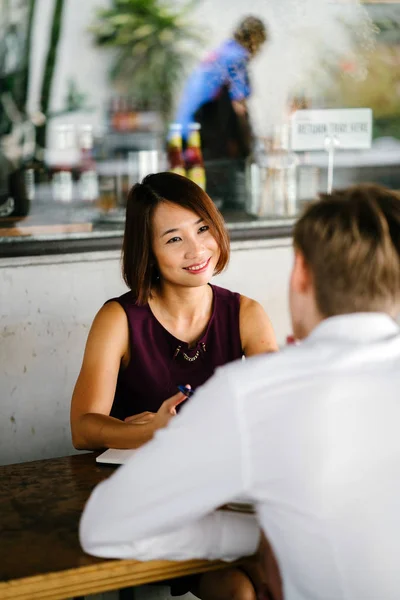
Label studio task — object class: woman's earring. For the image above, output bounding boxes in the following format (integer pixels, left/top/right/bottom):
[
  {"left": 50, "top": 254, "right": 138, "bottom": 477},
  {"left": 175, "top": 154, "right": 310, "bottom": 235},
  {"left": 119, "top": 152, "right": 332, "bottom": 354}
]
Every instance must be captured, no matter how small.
[{"left": 151, "top": 262, "right": 160, "bottom": 281}]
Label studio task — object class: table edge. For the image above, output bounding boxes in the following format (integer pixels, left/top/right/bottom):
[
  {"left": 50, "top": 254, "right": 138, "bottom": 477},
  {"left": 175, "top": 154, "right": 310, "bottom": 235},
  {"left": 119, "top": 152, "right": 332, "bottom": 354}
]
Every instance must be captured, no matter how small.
[{"left": 0, "top": 557, "right": 237, "bottom": 600}]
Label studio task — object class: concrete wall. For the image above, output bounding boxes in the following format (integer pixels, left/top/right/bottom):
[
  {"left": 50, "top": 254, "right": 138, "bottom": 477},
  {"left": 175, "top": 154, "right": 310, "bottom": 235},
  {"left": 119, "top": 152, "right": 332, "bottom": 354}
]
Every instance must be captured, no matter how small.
[{"left": 0, "top": 239, "right": 293, "bottom": 466}]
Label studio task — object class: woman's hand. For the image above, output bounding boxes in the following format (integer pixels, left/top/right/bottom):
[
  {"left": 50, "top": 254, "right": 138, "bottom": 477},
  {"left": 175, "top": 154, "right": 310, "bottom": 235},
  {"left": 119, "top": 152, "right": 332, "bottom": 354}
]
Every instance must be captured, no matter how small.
[
  {"left": 232, "top": 99, "right": 248, "bottom": 117},
  {"left": 124, "top": 386, "right": 190, "bottom": 436},
  {"left": 153, "top": 387, "right": 190, "bottom": 431}
]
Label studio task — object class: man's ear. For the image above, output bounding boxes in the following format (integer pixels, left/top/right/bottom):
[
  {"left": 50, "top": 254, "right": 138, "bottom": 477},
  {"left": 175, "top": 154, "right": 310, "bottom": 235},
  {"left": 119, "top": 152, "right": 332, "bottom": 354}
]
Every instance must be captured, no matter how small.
[{"left": 292, "top": 250, "right": 312, "bottom": 295}]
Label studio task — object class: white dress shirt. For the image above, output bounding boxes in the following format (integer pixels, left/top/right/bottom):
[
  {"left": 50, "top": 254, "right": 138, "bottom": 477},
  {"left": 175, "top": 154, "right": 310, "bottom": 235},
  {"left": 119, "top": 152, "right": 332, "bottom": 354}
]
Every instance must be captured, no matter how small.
[{"left": 80, "top": 313, "right": 400, "bottom": 600}]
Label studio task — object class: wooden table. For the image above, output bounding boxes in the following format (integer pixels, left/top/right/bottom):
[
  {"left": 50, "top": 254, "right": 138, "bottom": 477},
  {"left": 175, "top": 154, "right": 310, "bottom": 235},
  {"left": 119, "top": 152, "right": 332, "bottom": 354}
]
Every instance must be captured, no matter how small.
[{"left": 0, "top": 453, "right": 235, "bottom": 600}]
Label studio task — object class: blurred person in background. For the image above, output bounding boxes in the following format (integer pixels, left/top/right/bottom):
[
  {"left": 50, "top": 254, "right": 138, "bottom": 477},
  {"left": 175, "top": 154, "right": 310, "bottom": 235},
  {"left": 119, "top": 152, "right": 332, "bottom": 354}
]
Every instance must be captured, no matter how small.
[
  {"left": 175, "top": 16, "right": 268, "bottom": 207},
  {"left": 81, "top": 183, "right": 400, "bottom": 600}
]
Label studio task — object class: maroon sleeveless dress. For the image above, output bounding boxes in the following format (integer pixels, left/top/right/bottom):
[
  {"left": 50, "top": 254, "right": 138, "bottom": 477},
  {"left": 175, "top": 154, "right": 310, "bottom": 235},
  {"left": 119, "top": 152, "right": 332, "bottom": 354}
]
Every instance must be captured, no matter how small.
[{"left": 108, "top": 284, "right": 242, "bottom": 420}]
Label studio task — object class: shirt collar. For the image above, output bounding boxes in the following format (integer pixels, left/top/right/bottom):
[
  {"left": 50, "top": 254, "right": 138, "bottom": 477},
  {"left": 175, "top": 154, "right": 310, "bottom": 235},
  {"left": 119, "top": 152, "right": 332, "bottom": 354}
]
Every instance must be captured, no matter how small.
[
  {"left": 306, "top": 313, "right": 400, "bottom": 345},
  {"left": 227, "top": 38, "right": 250, "bottom": 60}
]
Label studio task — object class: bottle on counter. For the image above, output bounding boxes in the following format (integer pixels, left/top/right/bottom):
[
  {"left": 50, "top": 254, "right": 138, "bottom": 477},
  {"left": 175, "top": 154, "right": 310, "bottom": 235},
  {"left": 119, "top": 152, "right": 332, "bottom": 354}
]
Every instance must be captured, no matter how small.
[
  {"left": 51, "top": 125, "right": 75, "bottom": 203},
  {"left": 265, "top": 124, "right": 298, "bottom": 217},
  {"left": 20, "top": 120, "right": 38, "bottom": 203},
  {"left": 97, "top": 174, "right": 117, "bottom": 213},
  {"left": 22, "top": 155, "right": 36, "bottom": 203},
  {"left": 110, "top": 96, "right": 128, "bottom": 132},
  {"left": 167, "top": 123, "right": 186, "bottom": 177},
  {"left": 246, "top": 125, "right": 299, "bottom": 218},
  {"left": 78, "top": 125, "right": 98, "bottom": 202},
  {"left": 127, "top": 96, "right": 138, "bottom": 131},
  {"left": 20, "top": 151, "right": 49, "bottom": 207},
  {"left": 108, "top": 97, "right": 119, "bottom": 132},
  {"left": 185, "top": 122, "right": 206, "bottom": 190}
]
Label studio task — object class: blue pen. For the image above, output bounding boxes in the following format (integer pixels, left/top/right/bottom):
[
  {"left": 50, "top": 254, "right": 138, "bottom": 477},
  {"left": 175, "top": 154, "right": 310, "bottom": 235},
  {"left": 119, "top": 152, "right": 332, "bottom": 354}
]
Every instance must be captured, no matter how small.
[{"left": 177, "top": 384, "right": 194, "bottom": 398}]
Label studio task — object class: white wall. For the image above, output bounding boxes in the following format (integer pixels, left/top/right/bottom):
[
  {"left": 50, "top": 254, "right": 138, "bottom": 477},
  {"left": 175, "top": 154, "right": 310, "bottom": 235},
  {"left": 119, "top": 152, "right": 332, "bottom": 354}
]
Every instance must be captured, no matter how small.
[
  {"left": 28, "top": 0, "right": 113, "bottom": 139},
  {"left": 0, "top": 240, "right": 293, "bottom": 466}
]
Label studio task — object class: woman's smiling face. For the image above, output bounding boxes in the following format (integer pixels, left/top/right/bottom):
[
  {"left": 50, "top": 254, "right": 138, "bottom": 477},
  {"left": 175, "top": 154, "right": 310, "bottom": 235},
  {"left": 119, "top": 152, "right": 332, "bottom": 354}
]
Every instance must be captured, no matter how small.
[{"left": 151, "top": 201, "right": 220, "bottom": 288}]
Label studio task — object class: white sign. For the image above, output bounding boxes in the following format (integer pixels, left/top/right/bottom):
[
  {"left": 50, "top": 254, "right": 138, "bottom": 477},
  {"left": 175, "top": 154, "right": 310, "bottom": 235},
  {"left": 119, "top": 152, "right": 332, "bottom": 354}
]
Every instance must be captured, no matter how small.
[{"left": 290, "top": 108, "right": 373, "bottom": 151}]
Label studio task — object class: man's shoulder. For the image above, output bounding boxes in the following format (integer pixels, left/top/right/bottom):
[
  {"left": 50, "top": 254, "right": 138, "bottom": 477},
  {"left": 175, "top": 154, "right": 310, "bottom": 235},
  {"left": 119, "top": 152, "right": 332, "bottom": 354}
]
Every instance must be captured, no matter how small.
[
  {"left": 221, "top": 344, "right": 310, "bottom": 393},
  {"left": 220, "top": 323, "right": 400, "bottom": 402},
  {"left": 216, "top": 39, "right": 248, "bottom": 64}
]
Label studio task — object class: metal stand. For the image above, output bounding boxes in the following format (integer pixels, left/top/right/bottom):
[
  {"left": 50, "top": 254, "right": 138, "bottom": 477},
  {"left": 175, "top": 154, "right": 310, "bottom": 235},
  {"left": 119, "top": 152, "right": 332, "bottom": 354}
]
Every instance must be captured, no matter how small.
[{"left": 324, "top": 135, "right": 340, "bottom": 194}]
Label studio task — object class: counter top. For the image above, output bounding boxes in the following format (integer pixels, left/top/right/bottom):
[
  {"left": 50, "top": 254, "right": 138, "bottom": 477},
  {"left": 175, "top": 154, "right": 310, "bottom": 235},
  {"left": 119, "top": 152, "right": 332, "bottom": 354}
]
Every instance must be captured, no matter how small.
[{"left": 0, "top": 201, "right": 295, "bottom": 258}]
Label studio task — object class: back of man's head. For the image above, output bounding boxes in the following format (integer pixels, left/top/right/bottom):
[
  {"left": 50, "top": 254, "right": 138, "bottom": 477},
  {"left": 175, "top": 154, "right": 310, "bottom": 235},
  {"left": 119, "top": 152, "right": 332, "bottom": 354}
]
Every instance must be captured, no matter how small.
[
  {"left": 294, "top": 184, "right": 400, "bottom": 318},
  {"left": 233, "top": 16, "right": 268, "bottom": 55}
]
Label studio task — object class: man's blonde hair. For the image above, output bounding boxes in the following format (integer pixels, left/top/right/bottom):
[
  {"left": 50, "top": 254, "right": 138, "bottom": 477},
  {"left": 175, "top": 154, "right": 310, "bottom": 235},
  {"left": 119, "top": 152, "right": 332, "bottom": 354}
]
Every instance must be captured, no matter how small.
[{"left": 293, "top": 184, "right": 400, "bottom": 317}]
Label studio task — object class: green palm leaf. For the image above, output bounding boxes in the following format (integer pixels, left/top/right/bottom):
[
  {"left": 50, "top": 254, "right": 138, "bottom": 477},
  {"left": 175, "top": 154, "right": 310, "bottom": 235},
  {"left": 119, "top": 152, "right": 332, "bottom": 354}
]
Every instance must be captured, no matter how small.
[{"left": 90, "top": 0, "right": 205, "bottom": 121}]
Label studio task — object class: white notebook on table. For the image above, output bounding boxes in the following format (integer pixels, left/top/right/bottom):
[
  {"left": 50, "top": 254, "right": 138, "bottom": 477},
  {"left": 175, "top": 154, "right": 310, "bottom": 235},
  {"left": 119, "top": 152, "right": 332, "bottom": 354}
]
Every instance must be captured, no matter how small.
[{"left": 96, "top": 448, "right": 136, "bottom": 465}]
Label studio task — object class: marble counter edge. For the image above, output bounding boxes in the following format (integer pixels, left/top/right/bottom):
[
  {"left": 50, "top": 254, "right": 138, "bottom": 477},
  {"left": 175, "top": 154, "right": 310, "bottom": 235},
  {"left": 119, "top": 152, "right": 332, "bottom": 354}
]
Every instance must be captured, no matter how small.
[
  {"left": 0, "top": 237, "right": 293, "bottom": 268},
  {"left": 0, "top": 223, "right": 294, "bottom": 263}
]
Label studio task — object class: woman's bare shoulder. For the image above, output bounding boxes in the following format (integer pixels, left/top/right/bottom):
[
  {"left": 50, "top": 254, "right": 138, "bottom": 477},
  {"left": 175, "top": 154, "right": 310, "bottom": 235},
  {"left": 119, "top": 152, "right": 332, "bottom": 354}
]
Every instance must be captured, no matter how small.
[
  {"left": 87, "top": 301, "right": 129, "bottom": 346},
  {"left": 239, "top": 295, "right": 278, "bottom": 356}
]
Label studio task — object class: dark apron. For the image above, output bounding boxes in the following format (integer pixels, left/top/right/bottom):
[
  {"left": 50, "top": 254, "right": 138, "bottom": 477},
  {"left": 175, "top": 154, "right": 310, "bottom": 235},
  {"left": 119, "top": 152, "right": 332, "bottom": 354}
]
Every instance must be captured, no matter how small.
[{"left": 193, "top": 85, "right": 253, "bottom": 208}]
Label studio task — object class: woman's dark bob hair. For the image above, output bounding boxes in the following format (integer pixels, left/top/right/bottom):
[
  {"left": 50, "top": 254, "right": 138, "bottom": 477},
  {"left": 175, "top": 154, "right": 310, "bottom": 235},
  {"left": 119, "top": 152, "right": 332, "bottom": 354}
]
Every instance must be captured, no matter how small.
[{"left": 122, "top": 172, "right": 230, "bottom": 304}]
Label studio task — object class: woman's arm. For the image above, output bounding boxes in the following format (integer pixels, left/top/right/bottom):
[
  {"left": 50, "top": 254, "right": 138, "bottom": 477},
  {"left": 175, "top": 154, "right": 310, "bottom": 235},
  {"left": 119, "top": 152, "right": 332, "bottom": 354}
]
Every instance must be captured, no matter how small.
[
  {"left": 239, "top": 296, "right": 278, "bottom": 357},
  {"left": 70, "top": 302, "right": 156, "bottom": 450}
]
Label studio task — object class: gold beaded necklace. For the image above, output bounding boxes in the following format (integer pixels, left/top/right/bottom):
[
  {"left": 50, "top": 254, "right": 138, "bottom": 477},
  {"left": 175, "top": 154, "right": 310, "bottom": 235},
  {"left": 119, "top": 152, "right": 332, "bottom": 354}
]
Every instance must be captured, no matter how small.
[{"left": 174, "top": 342, "right": 206, "bottom": 362}]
